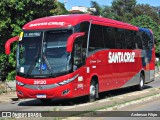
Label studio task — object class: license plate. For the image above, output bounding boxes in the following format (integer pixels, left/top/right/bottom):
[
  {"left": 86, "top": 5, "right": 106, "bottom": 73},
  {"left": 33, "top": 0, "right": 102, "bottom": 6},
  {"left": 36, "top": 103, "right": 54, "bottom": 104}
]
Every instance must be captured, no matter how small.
[{"left": 36, "top": 94, "right": 46, "bottom": 98}]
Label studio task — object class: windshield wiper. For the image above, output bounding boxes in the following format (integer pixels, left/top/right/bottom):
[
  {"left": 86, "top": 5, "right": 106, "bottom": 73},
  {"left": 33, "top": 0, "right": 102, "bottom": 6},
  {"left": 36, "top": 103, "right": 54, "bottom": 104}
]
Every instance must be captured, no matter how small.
[
  {"left": 42, "top": 54, "right": 54, "bottom": 76},
  {"left": 26, "top": 56, "right": 39, "bottom": 76}
]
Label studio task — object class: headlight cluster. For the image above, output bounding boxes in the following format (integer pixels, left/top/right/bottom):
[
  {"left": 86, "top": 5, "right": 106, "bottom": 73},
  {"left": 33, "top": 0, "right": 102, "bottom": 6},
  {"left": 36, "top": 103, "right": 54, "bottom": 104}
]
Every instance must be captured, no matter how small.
[
  {"left": 16, "top": 81, "right": 25, "bottom": 86},
  {"left": 58, "top": 74, "right": 79, "bottom": 86}
]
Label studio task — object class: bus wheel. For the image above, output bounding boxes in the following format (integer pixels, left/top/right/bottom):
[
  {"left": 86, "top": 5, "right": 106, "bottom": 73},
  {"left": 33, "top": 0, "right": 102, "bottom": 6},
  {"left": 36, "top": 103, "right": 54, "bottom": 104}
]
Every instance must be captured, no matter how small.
[
  {"left": 88, "top": 80, "right": 98, "bottom": 102},
  {"left": 138, "top": 73, "right": 145, "bottom": 90}
]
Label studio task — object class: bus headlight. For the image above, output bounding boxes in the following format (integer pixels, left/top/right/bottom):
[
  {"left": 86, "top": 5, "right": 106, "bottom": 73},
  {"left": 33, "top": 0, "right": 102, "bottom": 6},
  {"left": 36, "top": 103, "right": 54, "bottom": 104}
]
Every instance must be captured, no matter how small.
[
  {"left": 16, "top": 81, "right": 25, "bottom": 86},
  {"left": 58, "top": 74, "right": 79, "bottom": 86}
]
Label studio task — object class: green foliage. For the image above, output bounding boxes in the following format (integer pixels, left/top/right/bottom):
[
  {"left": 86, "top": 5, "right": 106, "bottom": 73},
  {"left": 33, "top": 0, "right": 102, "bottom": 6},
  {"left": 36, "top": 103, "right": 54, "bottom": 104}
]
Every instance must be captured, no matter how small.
[
  {"left": 133, "top": 4, "right": 159, "bottom": 23},
  {"left": 131, "top": 15, "right": 160, "bottom": 53},
  {"left": 0, "top": 0, "right": 68, "bottom": 45},
  {"left": 111, "top": 0, "right": 136, "bottom": 22},
  {"left": 101, "top": 6, "right": 116, "bottom": 19},
  {"left": 7, "top": 70, "right": 16, "bottom": 81},
  {"left": 89, "top": 1, "right": 102, "bottom": 15},
  {"left": 0, "top": 0, "right": 68, "bottom": 80},
  {"left": 0, "top": 54, "right": 8, "bottom": 80},
  {"left": 8, "top": 43, "right": 17, "bottom": 68}
]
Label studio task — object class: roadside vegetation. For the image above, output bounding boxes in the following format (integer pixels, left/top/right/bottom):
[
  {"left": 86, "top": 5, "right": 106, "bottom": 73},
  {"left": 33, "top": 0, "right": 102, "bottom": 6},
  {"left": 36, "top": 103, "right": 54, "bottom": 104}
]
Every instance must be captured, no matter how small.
[{"left": 0, "top": 0, "right": 160, "bottom": 81}]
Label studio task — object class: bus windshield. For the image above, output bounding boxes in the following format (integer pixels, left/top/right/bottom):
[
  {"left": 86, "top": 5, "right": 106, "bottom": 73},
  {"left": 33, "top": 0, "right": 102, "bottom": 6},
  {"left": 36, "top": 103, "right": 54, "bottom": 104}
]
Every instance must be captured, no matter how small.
[{"left": 17, "top": 29, "right": 73, "bottom": 78}]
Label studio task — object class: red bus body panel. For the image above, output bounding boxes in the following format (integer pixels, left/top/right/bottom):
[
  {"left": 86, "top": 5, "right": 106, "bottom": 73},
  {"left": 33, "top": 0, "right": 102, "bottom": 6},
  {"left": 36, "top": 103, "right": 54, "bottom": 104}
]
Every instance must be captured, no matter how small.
[{"left": 23, "top": 14, "right": 138, "bottom": 31}]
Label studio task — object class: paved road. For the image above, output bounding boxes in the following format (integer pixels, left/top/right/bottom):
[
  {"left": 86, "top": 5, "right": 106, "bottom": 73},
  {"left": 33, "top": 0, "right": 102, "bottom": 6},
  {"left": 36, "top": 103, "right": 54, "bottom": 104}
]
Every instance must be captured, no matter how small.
[
  {"left": 80, "top": 88, "right": 160, "bottom": 120},
  {"left": 96, "top": 97, "right": 160, "bottom": 120},
  {"left": 0, "top": 75, "right": 160, "bottom": 112},
  {"left": 117, "top": 97, "right": 160, "bottom": 111}
]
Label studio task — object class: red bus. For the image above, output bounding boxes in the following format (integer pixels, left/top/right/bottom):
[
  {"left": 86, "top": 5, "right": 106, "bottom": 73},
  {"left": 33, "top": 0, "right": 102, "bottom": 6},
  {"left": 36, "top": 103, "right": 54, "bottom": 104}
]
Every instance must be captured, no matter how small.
[{"left": 5, "top": 14, "right": 155, "bottom": 102}]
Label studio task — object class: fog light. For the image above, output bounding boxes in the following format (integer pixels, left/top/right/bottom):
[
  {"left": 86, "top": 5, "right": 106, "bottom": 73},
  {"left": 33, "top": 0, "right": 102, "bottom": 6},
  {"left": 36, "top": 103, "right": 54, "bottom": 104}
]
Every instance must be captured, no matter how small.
[
  {"left": 62, "top": 89, "right": 70, "bottom": 95},
  {"left": 17, "top": 91, "right": 23, "bottom": 95}
]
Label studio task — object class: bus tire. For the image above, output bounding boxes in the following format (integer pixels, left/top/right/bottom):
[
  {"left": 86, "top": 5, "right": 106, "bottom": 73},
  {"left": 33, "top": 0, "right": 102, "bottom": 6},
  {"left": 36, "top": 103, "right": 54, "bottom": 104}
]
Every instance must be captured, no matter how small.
[
  {"left": 137, "top": 73, "right": 145, "bottom": 90},
  {"left": 88, "top": 80, "right": 98, "bottom": 102}
]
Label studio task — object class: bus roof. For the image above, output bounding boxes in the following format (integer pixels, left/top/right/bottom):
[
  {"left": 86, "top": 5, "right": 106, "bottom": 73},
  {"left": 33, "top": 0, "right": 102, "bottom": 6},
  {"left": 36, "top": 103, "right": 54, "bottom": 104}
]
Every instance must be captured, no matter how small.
[{"left": 23, "top": 14, "right": 138, "bottom": 31}]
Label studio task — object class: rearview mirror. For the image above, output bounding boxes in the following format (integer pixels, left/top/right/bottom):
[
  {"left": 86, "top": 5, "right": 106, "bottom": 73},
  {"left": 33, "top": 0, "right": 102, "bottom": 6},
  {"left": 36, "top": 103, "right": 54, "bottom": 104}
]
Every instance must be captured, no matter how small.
[
  {"left": 5, "top": 36, "right": 19, "bottom": 55},
  {"left": 66, "top": 32, "right": 85, "bottom": 52}
]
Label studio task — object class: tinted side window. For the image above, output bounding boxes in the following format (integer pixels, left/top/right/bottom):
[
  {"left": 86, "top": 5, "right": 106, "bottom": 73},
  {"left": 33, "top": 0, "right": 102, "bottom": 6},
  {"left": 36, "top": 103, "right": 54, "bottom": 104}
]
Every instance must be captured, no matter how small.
[
  {"left": 89, "top": 24, "right": 104, "bottom": 52},
  {"left": 103, "top": 27, "right": 125, "bottom": 49},
  {"left": 148, "top": 32, "right": 154, "bottom": 49},
  {"left": 135, "top": 32, "right": 143, "bottom": 49},
  {"left": 125, "top": 30, "right": 136, "bottom": 49},
  {"left": 142, "top": 31, "right": 153, "bottom": 49},
  {"left": 73, "top": 38, "right": 83, "bottom": 68},
  {"left": 74, "top": 21, "right": 90, "bottom": 57},
  {"left": 115, "top": 28, "right": 125, "bottom": 49},
  {"left": 103, "top": 26, "right": 115, "bottom": 49},
  {"left": 74, "top": 21, "right": 90, "bottom": 33},
  {"left": 141, "top": 31, "right": 150, "bottom": 50}
]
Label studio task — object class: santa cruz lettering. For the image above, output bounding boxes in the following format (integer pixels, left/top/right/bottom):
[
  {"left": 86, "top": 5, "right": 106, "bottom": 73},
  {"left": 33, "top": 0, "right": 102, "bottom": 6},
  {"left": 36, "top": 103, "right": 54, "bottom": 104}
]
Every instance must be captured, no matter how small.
[
  {"left": 29, "top": 22, "right": 65, "bottom": 27},
  {"left": 108, "top": 52, "right": 135, "bottom": 63}
]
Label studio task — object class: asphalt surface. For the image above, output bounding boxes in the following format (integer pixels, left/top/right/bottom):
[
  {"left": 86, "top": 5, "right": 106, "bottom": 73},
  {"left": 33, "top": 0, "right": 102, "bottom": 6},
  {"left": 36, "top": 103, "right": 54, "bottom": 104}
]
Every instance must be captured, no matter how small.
[{"left": 97, "top": 97, "right": 160, "bottom": 120}]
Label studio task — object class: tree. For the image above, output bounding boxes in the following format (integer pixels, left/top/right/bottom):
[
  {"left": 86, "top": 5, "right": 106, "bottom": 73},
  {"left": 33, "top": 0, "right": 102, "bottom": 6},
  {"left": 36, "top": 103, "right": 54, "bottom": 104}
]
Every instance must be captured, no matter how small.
[
  {"left": 0, "top": 0, "right": 68, "bottom": 80},
  {"left": 133, "top": 4, "right": 159, "bottom": 23},
  {"left": 101, "top": 6, "right": 113, "bottom": 18},
  {"left": 89, "top": 1, "right": 102, "bottom": 16},
  {"left": 0, "top": 0, "right": 68, "bottom": 49},
  {"left": 111, "top": 0, "right": 136, "bottom": 22},
  {"left": 131, "top": 15, "right": 160, "bottom": 53}
]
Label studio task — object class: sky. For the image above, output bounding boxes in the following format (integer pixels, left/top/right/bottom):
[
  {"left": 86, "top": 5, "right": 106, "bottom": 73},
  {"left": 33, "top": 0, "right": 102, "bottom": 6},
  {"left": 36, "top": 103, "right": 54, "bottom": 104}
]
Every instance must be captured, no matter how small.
[{"left": 58, "top": 0, "right": 160, "bottom": 10}]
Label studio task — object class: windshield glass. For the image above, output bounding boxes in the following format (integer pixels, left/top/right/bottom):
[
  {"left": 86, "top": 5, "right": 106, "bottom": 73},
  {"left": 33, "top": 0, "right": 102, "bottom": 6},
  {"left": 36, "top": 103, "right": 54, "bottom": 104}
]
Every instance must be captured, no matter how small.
[{"left": 17, "top": 29, "right": 72, "bottom": 78}]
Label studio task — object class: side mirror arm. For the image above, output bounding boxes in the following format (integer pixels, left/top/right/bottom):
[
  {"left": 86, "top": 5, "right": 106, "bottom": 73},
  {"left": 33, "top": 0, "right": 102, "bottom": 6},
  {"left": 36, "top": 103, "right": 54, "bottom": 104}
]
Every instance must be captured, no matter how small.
[
  {"left": 5, "top": 36, "right": 19, "bottom": 55},
  {"left": 66, "top": 32, "right": 85, "bottom": 52}
]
